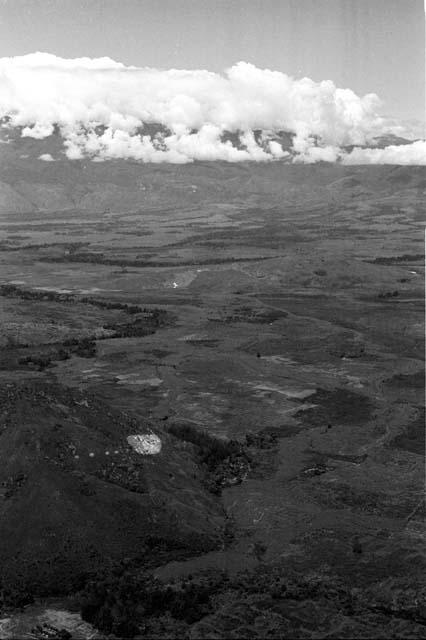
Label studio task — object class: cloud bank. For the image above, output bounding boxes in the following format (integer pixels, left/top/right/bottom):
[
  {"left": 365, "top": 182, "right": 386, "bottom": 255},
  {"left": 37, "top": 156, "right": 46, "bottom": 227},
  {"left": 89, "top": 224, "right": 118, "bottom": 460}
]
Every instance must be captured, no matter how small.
[{"left": 0, "top": 52, "right": 424, "bottom": 164}]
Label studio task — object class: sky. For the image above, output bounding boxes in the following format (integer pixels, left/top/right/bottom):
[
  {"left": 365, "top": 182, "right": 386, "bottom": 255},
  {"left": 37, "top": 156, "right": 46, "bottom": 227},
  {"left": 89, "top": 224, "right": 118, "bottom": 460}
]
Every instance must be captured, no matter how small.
[{"left": 0, "top": 0, "right": 424, "bottom": 125}]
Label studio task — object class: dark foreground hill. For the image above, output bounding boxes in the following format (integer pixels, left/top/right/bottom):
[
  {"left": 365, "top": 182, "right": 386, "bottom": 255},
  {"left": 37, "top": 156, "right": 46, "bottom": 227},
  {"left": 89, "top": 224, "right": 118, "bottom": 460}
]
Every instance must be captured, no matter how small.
[{"left": 0, "top": 382, "right": 224, "bottom": 598}]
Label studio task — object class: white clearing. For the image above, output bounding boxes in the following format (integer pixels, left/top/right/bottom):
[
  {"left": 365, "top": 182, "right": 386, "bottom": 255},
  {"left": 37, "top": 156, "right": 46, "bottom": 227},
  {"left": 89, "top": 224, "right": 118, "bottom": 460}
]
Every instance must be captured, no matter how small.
[{"left": 127, "top": 433, "right": 162, "bottom": 455}]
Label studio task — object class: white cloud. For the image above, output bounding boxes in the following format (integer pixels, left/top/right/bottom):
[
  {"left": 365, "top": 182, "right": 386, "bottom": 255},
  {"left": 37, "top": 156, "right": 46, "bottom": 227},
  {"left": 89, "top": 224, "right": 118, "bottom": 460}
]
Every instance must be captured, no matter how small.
[
  {"left": 23, "top": 123, "right": 54, "bottom": 139},
  {"left": 38, "top": 153, "right": 55, "bottom": 161},
  {"left": 342, "top": 140, "right": 426, "bottom": 165},
  {"left": 0, "top": 52, "right": 424, "bottom": 164}
]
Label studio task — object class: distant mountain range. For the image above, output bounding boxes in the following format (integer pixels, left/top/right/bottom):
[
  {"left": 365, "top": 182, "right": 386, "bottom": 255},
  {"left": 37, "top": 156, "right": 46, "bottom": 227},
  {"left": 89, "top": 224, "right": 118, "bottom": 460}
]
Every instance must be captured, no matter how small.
[
  {"left": 0, "top": 123, "right": 423, "bottom": 215},
  {"left": 0, "top": 118, "right": 416, "bottom": 159}
]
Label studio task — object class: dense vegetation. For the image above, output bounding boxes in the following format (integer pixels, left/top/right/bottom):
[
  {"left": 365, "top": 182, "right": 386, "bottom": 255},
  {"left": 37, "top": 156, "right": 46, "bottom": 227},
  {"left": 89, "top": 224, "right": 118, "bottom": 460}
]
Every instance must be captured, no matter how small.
[
  {"left": 77, "top": 561, "right": 426, "bottom": 638},
  {"left": 79, "top": 569, "right": 225, "bottom": 637},
  {"left": 167, "top": 423, "right": 251, "bottom": 493},
  {"left": 167, "top": 423, "right": 243, "bottom": 470},
  {"left": 368, "top": 253, "right": 424, "bottom": 265},
  {"left": 0, "top": 283, "right": 158, "bottom": 316},
  {"left": 38, "top": 252, "right": 276, "bottom": 268}
]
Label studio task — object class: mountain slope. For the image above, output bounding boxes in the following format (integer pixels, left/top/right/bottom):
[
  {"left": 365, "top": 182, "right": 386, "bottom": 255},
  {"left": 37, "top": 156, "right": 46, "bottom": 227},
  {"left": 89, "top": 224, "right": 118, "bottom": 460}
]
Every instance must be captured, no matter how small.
[{"left": 0, "top": 382, "right": 224, "bottom": 596}]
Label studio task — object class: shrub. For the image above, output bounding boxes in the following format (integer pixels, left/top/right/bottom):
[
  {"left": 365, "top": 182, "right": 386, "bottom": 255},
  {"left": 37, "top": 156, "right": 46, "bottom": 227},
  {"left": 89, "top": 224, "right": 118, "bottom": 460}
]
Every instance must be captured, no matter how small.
[
  {"left": 0, "top": 581, "right": 34, "bottom": 611},
  {"left": 167, "top": 423, "right": 242, "bottom": 471},
  {"left": 78, "top": 570, "right": 222, "bottom": 637}
]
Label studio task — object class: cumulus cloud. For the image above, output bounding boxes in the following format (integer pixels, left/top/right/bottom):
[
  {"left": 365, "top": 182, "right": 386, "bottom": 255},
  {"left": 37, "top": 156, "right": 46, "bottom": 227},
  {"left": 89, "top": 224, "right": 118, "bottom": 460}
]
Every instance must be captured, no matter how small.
[
  {"left": 38, "top": 153, "right": 55, "bottom": 161},
  {"left": 0, "top": 52, "right": 424, "bottom": 164},
  {"left": 342, "top": 140, "right": 426, "bottom": 165}
]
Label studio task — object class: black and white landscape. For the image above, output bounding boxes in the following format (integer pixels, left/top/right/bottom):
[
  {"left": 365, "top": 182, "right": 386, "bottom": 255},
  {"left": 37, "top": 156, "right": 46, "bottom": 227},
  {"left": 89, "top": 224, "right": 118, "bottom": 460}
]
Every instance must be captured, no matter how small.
[{"left": 0, "top": 2, "right": 425, "bottom": 638}]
